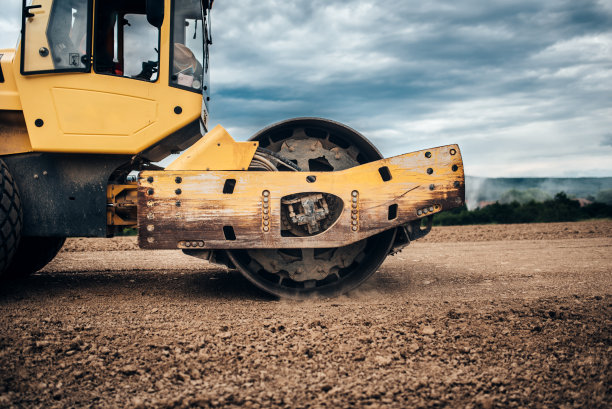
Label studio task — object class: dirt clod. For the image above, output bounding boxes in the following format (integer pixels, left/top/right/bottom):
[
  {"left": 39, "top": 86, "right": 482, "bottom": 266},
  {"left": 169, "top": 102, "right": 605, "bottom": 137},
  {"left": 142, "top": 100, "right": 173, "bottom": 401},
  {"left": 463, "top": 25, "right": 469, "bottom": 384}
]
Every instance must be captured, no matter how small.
[
  {"left": 420, "top": 326, "right": 436, "bottom": 335},
  {"left": 120, "top": 365, "right": 139, "bottom": 375}
]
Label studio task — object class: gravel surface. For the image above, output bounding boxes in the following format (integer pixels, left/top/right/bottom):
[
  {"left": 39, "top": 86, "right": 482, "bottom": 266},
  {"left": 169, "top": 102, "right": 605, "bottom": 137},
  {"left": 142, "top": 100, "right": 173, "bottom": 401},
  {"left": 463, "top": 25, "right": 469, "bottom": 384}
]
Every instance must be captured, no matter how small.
[
  {"left": 1, "top": 222, "right": 611, "bottom": 408},
  {"left": 420, "top": 220, "right": 612, "bottom": 243}
]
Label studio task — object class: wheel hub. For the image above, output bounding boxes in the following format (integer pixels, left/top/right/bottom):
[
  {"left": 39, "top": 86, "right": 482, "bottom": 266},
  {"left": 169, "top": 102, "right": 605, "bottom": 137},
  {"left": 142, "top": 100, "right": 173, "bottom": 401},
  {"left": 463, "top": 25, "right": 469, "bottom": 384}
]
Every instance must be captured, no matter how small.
[
  {"left": 278, "top": 136, "right": 360, "bottom": 171},
  {"left": 282, "top": 193, "right": 330, "bottom": 235}
]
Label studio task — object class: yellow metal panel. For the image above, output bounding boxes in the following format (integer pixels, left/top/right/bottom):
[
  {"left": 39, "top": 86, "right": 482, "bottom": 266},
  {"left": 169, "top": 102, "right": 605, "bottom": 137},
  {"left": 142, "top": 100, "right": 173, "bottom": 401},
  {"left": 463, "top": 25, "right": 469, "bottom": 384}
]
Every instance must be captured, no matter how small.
[
  {"left": 0, "top": 50, "right": 22, "bottom": 111},
  {"left": 22, "top": 0, "right": 54, "bottom": 73},
  {"left": 166, "top": 125, "right": 258, "bottom": 171},
  {"left": 13, "top": 61, "right": 201, "bottom": 155},
  {"left": 138, "top": 145, "right": 465, "bottom": 249},
  {"left": 16, "top": 72, "right": 200, "bottom": 153},
  {"left": 51, "top": 88, "right": 157, "bottom": 135}
]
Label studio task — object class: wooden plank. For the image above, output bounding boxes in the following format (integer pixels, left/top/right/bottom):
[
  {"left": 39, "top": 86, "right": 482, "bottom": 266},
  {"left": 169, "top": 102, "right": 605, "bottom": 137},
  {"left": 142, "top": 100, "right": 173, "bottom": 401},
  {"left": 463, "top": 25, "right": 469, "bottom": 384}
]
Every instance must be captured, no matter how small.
[{"left": 138, "top": 144, "right": 465, "bottom": 249}]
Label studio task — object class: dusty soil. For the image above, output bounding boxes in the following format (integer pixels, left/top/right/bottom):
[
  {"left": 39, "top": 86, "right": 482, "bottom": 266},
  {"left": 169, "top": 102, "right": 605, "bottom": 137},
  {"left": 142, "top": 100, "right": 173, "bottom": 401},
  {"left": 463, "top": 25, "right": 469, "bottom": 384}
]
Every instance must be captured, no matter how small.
[{"left": 1, "top": 221, "right": 611, "bottom": 409}]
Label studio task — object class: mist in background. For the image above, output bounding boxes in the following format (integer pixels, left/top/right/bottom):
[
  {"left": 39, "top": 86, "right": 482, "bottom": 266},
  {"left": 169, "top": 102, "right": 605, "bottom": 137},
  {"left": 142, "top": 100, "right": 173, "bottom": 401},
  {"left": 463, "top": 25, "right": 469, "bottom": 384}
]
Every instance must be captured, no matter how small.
[
  {"left": 465, "top": 176, "right": 612, "bottom": 209},
  {"left": 1, "top": 0, "right": 611, "bottom": 178}
]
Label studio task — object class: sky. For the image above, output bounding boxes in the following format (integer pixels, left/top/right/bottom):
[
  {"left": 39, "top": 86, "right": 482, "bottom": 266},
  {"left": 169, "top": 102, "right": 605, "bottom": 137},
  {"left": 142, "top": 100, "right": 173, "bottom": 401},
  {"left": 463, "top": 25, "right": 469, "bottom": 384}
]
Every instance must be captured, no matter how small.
[{"left": 1, "top": 0, "right": 611, "bottom": 177}]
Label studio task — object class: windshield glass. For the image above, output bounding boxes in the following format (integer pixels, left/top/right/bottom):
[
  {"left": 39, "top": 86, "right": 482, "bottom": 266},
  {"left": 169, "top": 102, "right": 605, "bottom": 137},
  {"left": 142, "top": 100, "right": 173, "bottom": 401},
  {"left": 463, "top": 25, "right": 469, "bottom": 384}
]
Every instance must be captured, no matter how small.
[
  {"left": 48, "top": 0, "right": 89, "bottom": 69},
  {"left": 22, "top": 0, "right": 91, "bottom": 73},
  {"left": 93, "top": 0, "right": 160, "bottom": 82},
  {"left": 170, "top": 0, "right": 210, "bottom": 101}
]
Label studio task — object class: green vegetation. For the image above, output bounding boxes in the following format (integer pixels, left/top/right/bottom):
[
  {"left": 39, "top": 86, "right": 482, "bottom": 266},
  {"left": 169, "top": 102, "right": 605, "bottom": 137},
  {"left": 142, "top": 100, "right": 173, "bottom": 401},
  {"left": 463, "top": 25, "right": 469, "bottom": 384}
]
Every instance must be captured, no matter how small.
[
  {"left": 117, "top": 227, "right": 138, "bottom": 236},
  {"left": 434, "top": 192, "right": 612, "bottom": 226},
  {"left": 596, "top": 189, "right": 612, "bottom": 205}
]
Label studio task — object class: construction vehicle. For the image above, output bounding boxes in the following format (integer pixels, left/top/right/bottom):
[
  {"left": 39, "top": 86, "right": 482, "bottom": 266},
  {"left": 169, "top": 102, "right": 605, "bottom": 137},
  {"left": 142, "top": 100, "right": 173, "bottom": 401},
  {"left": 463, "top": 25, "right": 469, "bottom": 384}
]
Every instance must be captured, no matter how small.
[{"left": 0, "top": 0, "right": 465, "bottom": 298}]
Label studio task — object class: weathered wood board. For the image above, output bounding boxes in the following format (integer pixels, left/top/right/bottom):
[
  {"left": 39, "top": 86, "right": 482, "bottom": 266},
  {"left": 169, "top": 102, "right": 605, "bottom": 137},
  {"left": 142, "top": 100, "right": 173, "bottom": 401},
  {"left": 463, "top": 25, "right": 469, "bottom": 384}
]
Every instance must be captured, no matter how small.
[{"left": 138, "top": 145, "right": 464, "bottom": 249}]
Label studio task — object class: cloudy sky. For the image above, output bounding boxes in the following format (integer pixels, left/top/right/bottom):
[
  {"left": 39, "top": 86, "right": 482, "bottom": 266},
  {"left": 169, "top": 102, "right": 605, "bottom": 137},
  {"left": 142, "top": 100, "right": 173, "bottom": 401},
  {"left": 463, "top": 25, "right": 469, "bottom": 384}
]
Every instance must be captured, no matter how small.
[{"left": 2, "top": 0, "right": 611, "bottom": 177}]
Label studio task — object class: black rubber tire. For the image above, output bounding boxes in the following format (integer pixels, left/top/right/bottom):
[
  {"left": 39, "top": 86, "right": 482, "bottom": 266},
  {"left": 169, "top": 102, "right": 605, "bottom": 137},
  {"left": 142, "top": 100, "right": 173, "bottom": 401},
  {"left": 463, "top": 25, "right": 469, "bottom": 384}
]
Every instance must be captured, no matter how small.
[
  {"left": 0, "top": 159, "right": 23, "bottom": 280},
  {"left": 4, "top": 236, "right": 66, "bottom": 279}
]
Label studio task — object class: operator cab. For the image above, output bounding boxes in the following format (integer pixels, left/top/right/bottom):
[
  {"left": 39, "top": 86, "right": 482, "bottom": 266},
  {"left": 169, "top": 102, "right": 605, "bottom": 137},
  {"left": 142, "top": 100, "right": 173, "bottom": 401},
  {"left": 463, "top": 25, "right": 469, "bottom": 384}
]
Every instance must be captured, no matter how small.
[
  {"left": 16, "top": 0, "right": 213, "bottom": 155},
  {"left": 21, "top": 0, "right": 211, "bottom": 108}
]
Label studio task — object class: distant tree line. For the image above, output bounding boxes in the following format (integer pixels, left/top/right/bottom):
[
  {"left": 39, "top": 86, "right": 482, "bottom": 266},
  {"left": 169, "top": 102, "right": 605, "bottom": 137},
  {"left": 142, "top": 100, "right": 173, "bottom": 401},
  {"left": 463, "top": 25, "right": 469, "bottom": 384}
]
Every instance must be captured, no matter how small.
[
  {"left": 434, "top": 192, "right": 612, "bottom": 226},
  {"left": 596, "top": 188, "right": 612, "bottom": 205}
]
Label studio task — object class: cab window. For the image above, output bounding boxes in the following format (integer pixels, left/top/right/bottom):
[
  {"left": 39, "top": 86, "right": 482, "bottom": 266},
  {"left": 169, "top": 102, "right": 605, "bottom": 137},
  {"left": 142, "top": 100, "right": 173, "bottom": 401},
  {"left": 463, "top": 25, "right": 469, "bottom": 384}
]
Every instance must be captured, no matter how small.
[
  {"left": 170, "top": 0, "right": 209, "bottom": 96},
  {"left": 21, "top": 0, "right": 92, "bottom": 74},
  {"left": 94, "top": 0, "right": 160, "bottom": 81}
]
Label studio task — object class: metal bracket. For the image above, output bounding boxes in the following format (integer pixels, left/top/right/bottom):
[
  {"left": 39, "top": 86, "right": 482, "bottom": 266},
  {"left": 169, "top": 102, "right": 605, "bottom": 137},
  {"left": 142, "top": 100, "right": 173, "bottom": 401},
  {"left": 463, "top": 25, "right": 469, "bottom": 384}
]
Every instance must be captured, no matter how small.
[{"left": 165, "top": 125, "right": 258, "bottom": 171}]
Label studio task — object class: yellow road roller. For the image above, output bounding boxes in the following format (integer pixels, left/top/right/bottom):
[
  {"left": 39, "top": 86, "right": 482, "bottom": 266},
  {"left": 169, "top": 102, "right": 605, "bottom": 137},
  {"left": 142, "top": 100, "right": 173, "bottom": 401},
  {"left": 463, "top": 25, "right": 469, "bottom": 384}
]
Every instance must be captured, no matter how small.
[{"left": 0, "top": 0, "right": 464, "bottom": 298}]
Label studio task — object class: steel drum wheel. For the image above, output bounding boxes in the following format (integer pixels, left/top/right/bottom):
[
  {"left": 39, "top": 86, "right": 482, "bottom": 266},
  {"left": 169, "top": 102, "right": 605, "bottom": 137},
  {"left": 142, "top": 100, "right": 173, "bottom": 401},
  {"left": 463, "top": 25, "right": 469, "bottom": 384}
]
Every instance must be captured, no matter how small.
[{"left": 226, "top": 118, "right": 396, "bottom": 299}]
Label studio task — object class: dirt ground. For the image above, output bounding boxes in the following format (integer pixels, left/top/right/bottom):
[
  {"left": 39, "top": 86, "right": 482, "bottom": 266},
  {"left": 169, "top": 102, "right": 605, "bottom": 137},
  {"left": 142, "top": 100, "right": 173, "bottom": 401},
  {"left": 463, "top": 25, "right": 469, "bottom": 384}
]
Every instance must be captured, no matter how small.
[{"left": 1, "top": 221, "right": 611, "bottom": 408}]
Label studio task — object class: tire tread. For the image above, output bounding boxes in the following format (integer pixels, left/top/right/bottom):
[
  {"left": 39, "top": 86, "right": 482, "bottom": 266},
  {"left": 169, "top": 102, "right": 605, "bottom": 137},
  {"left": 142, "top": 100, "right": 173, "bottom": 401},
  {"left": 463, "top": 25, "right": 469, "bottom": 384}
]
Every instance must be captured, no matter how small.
[{"left": 0, "top": 159, "right": 23, "bottom": 276}]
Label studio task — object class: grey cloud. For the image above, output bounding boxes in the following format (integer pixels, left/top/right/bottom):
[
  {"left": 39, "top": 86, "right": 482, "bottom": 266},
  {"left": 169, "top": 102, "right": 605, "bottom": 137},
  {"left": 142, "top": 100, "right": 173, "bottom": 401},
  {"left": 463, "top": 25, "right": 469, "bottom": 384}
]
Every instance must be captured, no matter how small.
[
  {"left": 207, "top": 0, "right": 612, "bottom": 178},
  {"left": 0, "top": 0, "right": 610, "bottom": 177},
  {"left": 0, "top": 2, "right": 22, "bottom": 48},
  {"left": 602, "top": 134, "right": 612, "bottom": 147}
]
